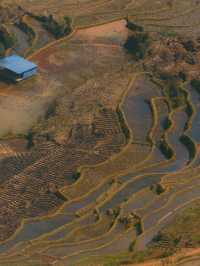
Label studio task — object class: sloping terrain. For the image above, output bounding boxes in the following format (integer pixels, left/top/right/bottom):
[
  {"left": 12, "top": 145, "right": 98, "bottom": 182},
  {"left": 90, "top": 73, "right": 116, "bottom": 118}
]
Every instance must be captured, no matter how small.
[{"left": 0, "top": 1, "right": 200, "bottom": 266}]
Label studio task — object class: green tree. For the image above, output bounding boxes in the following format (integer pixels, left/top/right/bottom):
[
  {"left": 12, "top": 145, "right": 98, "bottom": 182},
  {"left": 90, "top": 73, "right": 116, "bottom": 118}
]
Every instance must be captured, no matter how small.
[{"left": 124, "top": 32, "right": 150, "bottom": 60}]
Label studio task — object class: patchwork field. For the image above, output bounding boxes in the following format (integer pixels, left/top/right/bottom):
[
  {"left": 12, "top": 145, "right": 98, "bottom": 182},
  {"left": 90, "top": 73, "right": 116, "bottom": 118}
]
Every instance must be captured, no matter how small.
[{"left": 0, "top": 0, "right": 200, "bottom": 265}]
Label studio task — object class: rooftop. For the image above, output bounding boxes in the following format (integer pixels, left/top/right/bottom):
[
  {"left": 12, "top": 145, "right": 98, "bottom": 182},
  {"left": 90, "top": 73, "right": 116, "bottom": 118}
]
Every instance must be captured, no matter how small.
[{"left": 0, "top": 55, "right": 37, "bottom": 74}]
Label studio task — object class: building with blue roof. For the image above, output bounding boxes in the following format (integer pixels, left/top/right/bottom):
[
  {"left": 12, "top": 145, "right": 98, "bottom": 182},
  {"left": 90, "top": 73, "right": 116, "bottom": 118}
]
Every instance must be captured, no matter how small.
[{"left": 0, "top": 55, "right": 38, "bottom": 82}]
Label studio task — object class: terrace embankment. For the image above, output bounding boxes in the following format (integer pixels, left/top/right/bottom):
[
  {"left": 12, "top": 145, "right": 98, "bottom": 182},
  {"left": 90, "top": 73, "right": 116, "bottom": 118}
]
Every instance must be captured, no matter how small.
[
  {"left": 1, "top": 0, "right": 200, "bottom": 265},
  {"left": 0, "top": 19, "right": 139, "bottom": 245}
]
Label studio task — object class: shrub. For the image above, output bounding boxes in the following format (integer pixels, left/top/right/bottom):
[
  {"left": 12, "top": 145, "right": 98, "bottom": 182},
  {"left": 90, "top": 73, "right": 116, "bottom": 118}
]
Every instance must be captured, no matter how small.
[
  {"left": 16, "top": 20, "right": 35, "bottom": 42},
  {"left": 160, "top": 31, "right": 177, "bottom": 38},
  {"left": 126, "top": 18, "right": 144, "bottom": 32},
  {"left": 33, "top": 14, "right": 72, "bottom": 39},
  {"left": 182, "top": 39, "right": 196, "bottom": 52},
  {"left": 72, "top": 171, "right": 81, "bottom": 180},
  {"left": 26, "top": 131, "right": 34, "bottom": 149},
  {"left": 150, "top": 183, "right": 165, "bottom": 195},
  {"left": 0, "top": 42, "right": 5, "bottom": 56},
  {"left": 162, "top": 117, "right": 172, "bottom": 131},
  {"left": 124, "top": 32, "right": 150, "bottom": 60},
  {"left": 158, "top": 139, "right": 173, "bottom": 159},
  {"left": 164, "top": 83, "right": 187, "bottom": 109},
  {"left": 116, "top": 107, "right": 130, "bottom": 141},
  {"left": 135, "top": 221, "right": 143, "bottom": 236},
  {"left": 180, "top": 135, "right": 196, "bottom": 162},
  {"left": 191, "top": 79, "right": 200, "bottom": 93},
  {"left": 0, "top": 29, "right": 17, "bottom": 49},
  {"left": 178, "top": 71, "right": 187, "bottom": 81}
]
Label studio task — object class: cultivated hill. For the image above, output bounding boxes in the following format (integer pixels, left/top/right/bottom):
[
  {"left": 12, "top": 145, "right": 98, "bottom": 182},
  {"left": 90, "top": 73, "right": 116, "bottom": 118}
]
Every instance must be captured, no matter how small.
[{"left": 0, "top": 1, "right": 200, "bottom": 265}]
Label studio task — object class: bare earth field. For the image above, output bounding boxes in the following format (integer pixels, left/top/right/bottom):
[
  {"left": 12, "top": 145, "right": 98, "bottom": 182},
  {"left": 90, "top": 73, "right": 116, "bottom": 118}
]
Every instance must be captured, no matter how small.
[{"left": 0, "top": 1, "right": 200, "bottom": 266}]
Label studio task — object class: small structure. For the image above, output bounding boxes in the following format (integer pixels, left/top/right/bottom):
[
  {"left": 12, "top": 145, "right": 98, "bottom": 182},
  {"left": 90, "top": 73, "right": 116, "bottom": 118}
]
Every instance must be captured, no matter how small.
[{"left": 0, "top": 55, "right": 38, "bottom": 82}]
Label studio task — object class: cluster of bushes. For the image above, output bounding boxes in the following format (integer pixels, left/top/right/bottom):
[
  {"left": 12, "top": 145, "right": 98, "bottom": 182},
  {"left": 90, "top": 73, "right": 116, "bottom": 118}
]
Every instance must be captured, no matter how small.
[
  {"left": 160, "top": 30, "right": 177, "bottom": 38},
  {"left": 0, "top": 28, "right": 17, "bottom": 55},
  {"left": 16, "top": 20, "right": 35, "bottom": 43},
  {"left": 162, "top": 116, "right": 172, "bottom": 131},
  {"left": 180, "top": 134, "right": 196, "bottom": 162},
  {"left": 150, "top": 183, "right": 165, "bottom": 195},
  {"left": 185, "top": 102, "right": 195, "bottom": 130},
  {"left": 164, "top": 83, "right": 187, "bottom": 109},
  {"left": 116, "top": 107, "right": 130, "bottom": 141},
  {"left": 191, "top": 79, "right": 200, "bottom": 93},
  {"left": 72, "top": 171, "right": 81, "bottom": 181},
  {"left": 124, "top": 31, "right": 150, "bottom": 60},
  {"left": 126, "top": 18, "right": 144, "bottom": 32},
  {"left": 158, "top": 138, "right": 173, "bottom": 159},
  {"left": 33, "top": 14, "right": 72, "bottom": 39},
  {"left": 0, "top": 42, "right": 5, "bottom": 56}
]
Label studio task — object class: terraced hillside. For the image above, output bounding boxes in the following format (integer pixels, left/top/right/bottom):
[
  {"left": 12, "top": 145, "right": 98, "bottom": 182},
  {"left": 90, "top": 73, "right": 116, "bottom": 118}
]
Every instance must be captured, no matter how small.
[{"left": 0, "top": 0, "right": 200, "bottom": 265}]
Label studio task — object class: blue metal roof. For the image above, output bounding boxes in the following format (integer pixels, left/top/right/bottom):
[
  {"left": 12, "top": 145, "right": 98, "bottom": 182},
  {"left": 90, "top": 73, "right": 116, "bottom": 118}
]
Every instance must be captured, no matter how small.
[{"left": 0, "top": 55, "right": 37, "bottom": 74}]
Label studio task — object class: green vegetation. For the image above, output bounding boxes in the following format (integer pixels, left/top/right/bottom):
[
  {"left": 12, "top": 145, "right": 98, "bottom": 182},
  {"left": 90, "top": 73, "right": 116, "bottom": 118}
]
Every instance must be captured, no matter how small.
[
  {"left": 152, "top": 201, "right": 200, "bottom": 248},
  {"left": 32, "top": 14, "right": 72, "bottom": 38},
  {"left": 16, "top": 20, "right": 35, "bottom": 42},
  {"left": 1, "top": 1, "right": 200, "bottom": 266},
  {"left": 126, "top": 18, "right": 144, "bottom": 32},
  {"left": 185, "top": 102, "right": 194, "bottom": 119},
  {"left": 124, "top": 32, "right": 150, "bottom": 60},
  {"left": 150, "top": 183, "right": 165, "bottom": 195},
  {"left": 0, "top": 42, "right": 5, "bottom": 56},
  {"left": 26, "top": 131, "right": 34, "bottom": 149},
  {"left": 116, "top": 107, "right": 130, "bottom": 141},
  {"left": 182, "top": 39, "right": 196, "bottom": 53},
  {"left": 130, "top": 201, "right": 200, "bottom": 264},
  {"left": 180, "top": 134, "right": 196, "bottom": 162},
  {"left": 164, "top": 83, "right": 187, "bottom": 109},
  {"left": 162, "top": 116, "right": 172, "bottom": 131},
  {"left": 0, "top": 29, "right": 17, "bottom": 50},
  {"left": 160, "top": 31, "right": 177, "bottom": 38},
  {"left": 72, "top": 171, "right": 81, "bottom": 181},
  {"left": 191, "top": 79, "right": 200, "bottom": 94},
  {"left": 158, "top": 138, "right": 174, "bottom": 159}
]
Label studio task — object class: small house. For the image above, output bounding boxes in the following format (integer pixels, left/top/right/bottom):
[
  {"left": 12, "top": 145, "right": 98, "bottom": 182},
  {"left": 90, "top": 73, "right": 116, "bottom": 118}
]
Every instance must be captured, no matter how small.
[{"left": 0, "top": 55, "right": 38, "bottom": 82}]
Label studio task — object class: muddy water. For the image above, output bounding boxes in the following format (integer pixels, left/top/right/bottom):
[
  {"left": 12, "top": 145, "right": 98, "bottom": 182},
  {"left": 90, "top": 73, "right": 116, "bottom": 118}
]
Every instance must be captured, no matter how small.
[
  {"left": 100, "top": 173, "right": 163, "bottom": 213},
  {"left": 123, "top": 189, "right": 156, "bottom": 215},
  {"left": 187, "top": 84, "right": 200, "bottom": 143},
  {"left": 63, "top": 181, "right": 111, "bottom": 213},
  {"left": 61, "top": 229, "right": 135, "bottom": 266},
  {"left": 0, "top": 181, "right": 111, "bottom": 252},
  {"left": 0, "top": 18, "right": 191, "bottom": 259},
  {"left": 123, "top": 77, "right": 161, "bottom": 143},
  {"left": 0, "top": 19, "right": 132, "bottom": 255},
  {"left": 118, "top": 109, "right": 190, "bottom": 189},
  {"left": 44, "top": 221, "right": 125, "bottom": 258},
  {"left": 166, "top": 109, "right": 189, "bottom": 171},
  {"left": 0, "top": 213, "right": 76, "bottom": 253},
  {"left": 189, "top": 104, "right": 200, "bottom": 143},
  {"left": 136, "top": 186, "right": 200, "bottom": 250}
]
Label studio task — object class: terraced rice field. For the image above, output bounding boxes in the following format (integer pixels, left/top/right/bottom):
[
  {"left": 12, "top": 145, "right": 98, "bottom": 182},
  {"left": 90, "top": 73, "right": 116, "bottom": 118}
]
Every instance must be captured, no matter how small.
[{"left": 1, "top": 0, "right": 200, "bottom": 265}]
